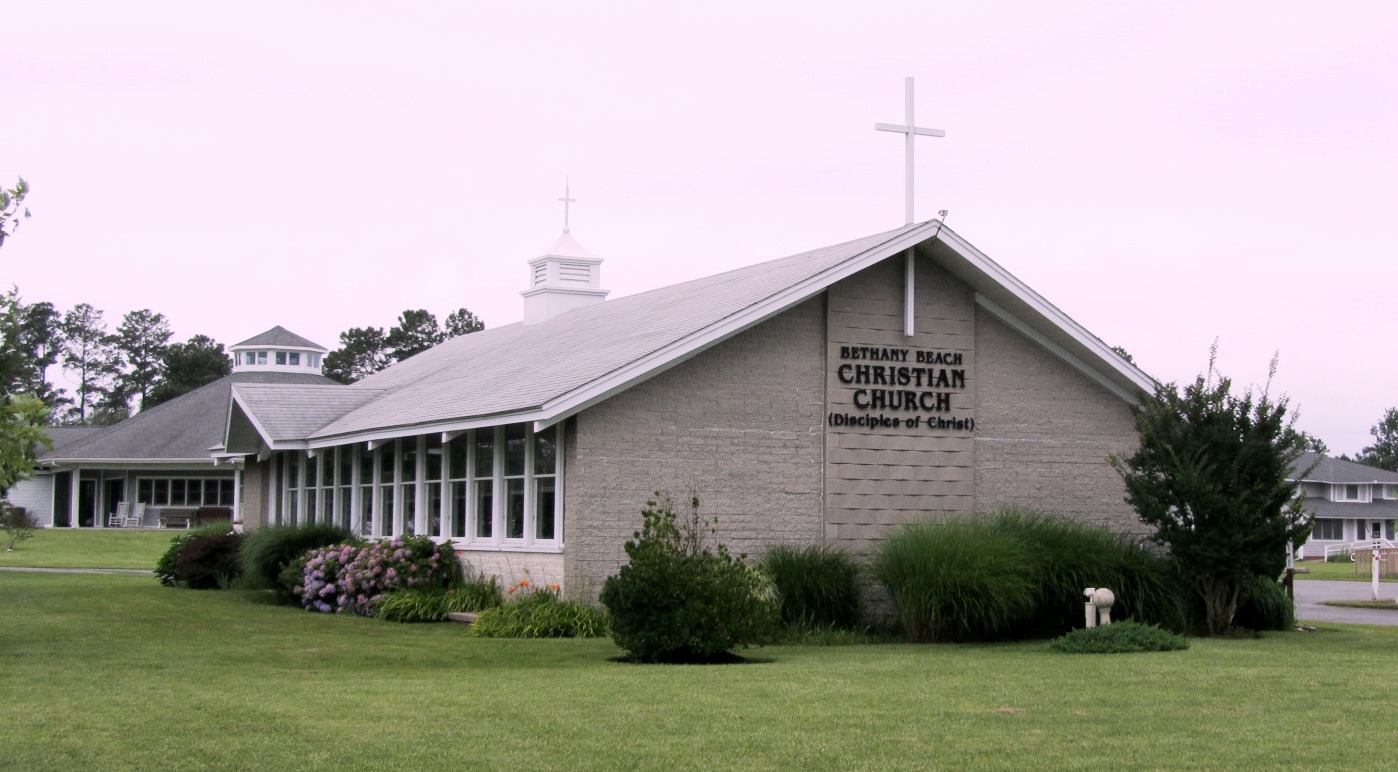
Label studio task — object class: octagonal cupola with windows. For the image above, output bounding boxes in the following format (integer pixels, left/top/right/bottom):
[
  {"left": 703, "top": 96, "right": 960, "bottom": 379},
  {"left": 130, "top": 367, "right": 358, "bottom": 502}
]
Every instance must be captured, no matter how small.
[{"left": 230, "top": 326, "right": 328, "bottom": 374}]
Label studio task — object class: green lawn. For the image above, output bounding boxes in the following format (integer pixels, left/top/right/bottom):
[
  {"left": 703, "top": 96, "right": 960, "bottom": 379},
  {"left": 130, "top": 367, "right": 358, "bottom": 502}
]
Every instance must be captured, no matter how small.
[
  {"left": 1294, "top": 560, "right": 1398, "bottom": 582},
  {"left": 0, "top": 528, "right": 175, "bottom": 570},
  {"left": 3, "top": 572, "right": 1397, "bottom": 770}
]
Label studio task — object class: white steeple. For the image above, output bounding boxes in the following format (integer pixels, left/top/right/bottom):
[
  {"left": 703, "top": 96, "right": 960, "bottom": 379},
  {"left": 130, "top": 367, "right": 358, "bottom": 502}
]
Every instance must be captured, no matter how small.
[{"left": 521, "top": 184, "right": 609, "bottom": 325}]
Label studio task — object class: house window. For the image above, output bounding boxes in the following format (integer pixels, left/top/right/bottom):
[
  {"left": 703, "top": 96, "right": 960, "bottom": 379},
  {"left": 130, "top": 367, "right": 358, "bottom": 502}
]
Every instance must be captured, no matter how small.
[
  {"left": 257, "top": 351, "right": 268, "bottom": 365},
  {"left": 234, "top": 352, "right": 242, "bottom": 366},
  {"left": 1313, "top": 519, "right": 1344, "bottom": 540},
  {"left": 1335, "top": 484, "right": 1370, "bottom": 503},
  {"left": 289, "top": 352, "right": 301, "bottom": 366},
  {"left": 135, "top": 477, "right": 234, "bottom": 507},
  {"left": 276, "top": 351, "right": 287, "bottom": 365}
]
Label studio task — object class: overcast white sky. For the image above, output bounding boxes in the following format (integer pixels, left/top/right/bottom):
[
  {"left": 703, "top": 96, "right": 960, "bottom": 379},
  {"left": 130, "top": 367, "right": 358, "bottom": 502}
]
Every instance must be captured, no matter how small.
[{"left": 4, "top": 2, "right": 1397, "bottom": 454}]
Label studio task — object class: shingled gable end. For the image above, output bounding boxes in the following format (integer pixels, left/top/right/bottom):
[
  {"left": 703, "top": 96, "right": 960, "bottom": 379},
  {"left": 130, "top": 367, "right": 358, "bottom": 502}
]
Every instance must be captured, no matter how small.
[{"left": 222, "top": 222, "right": 1154, "bottom": 596}]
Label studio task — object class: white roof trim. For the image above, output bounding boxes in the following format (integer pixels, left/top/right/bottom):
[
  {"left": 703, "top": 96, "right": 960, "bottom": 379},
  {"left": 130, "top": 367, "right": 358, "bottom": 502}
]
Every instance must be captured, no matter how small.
[{"left": 975, "top": 295, "right": 1142, "bottom": 405}]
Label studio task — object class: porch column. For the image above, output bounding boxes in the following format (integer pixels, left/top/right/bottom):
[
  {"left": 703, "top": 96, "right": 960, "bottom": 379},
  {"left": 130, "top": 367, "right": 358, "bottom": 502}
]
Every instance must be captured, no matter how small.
[
  {"left": 68, "top": 466, "right": 82, "bottom": 528},
  {"left": 232, "top": 466, "right": 243, "bottom": 528}
]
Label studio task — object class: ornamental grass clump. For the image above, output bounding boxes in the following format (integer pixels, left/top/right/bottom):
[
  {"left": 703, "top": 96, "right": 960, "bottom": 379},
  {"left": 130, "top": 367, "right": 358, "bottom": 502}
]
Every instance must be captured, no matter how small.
[
  {"left": 374, "top": 575, "right": 505, "bottom": 623},
  {"left": 760, "top": 543, "right": 864, "bottom": 631},
  {"left": 295, "top": 535, "right": 462, "bottom": 615},
  {"left": 600, "top": 494, "right": 778, "bottom": 663},
  {"left": 473, "top": 580, "right": 609, "bottom": 638}
]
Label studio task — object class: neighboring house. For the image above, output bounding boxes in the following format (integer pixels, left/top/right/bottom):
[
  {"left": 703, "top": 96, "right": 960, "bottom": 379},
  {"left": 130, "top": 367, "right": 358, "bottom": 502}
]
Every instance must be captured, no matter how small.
[
  {"left": 1293, "top": 452, "right": 1398, "bottom": 559},
  {"left": 220, "top": 220, "right": 1156, "bottom": 595},
  {"left": 7, "top": 327, "right": 334, "bottom": 528}
]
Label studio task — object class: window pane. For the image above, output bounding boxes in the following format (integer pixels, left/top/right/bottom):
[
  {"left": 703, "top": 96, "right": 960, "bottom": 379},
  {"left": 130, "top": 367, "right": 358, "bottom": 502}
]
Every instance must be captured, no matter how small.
[
  {"left": 535, "top": 477, "right": 556, "bottom": 541},
  {"left": 307, "top": 455, "right": 320, "bottom": 486},
  {"left": 504, "top": 425, "right": 525, "bottom": 477},
  {"left": 305, "top": 489, "right": 317, "bottom": 523},
  {"left": 220, "top": 479, "right": 234, "bottom": 506},
  {"left": 359, "top": 444, "right": 375, "bottom": 481},
  {"left": 448, "top": 436, "right": 469, "bottom": 479},
  {"left": 286, "top": 455, "right": 300, "bottom": 488},
  {"left": 379, "top": 486, "right": 394, "bottom": 535},
  {"left": 359, "top": 485, "right": 373, "bottom": 535},
  {"left": 339, "top": 446, "right": 353, "bottom": 486},
  {"left": 171, "top": 479, "right": 187, "bottom": 506},
  {"left": 257, "top": 351, "right": 267, "bottom": 364},
  {"left": 287, "top": 490, "right": 299, "bottom": 524},
  {"left": 338, "top": 488, "right": 351, "bottom": 530},
  {"left": 138, "top": 479, "right": 153, "bottom": 504},
  {"left": 535, "top": 425, "right": 557, "bottom": 475},
  {"left": 427, "top": 482, "right": 442, "bottom": 536},
  {"left": 451, "top": 481, "right": 467, "bottom": 538},
  {"left": 380, "top": 441, "right": 395, "bottom": 482},
  {"left": 402, "top": 485, "right": 415, "bottom": 536},
  {"left": 289, "top": 352, "right": 300, "bottom": 366},
  {"left": 475, "top": 480, "right": 493, "bottom": 538},
  {"left": 425, "top": 435, "right": 442, "bottom": 481},
  {"left": 506, "top": 478, "right": 524, "bottom": 538},
  {"left": 401, "top": 441, "right": 418, "bottom": 482},
  {"left": 474, "top": 431, "right": 494, "bottom": 478},
  {"left": 154, "top": 479, "right": 169, "bottom": 506}
]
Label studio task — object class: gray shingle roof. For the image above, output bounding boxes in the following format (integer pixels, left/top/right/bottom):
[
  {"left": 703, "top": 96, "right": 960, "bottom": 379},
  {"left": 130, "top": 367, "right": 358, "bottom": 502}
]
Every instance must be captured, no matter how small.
[
  {"left": 42, "top": 372, "right": 335, "bottom": 463},
  {"left": 233, "top": 326, "right": 327, "bottom": 351},
  {"left": 1291, "top": 452, "right": 1398, "bottom": 484},
  {"left": 231, "top": 221, "right": 1152, "bottom": 448},
  {"left": 232, "top": 383, "right": 388, "bottom": 443}
]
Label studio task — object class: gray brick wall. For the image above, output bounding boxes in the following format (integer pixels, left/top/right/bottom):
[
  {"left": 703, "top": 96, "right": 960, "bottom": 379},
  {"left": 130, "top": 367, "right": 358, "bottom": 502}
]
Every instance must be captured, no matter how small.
[
  {"left": 563, "top": 297, "right": 827, "bottom": 598},
  {"left": 824, "top": 257, "right": 977, "bottom": 553},
  {"left": 973, "top": 307, "right": 1141, "bottom": 533}
]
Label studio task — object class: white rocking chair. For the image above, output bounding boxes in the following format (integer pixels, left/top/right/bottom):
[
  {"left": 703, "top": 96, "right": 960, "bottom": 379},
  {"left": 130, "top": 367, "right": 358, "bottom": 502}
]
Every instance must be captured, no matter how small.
[
  {"left": 125, "top": 502, "right": 146, "bottom": 528},
  {"left": 107, "top": 502, "right": 129, "bottom": 528}
]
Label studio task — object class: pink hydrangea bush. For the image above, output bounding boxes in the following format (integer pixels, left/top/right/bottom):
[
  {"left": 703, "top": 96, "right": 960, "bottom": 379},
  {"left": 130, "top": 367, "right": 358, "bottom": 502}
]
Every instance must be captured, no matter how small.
[{"left": 295, "top": 535, "right": 462, "bottom": 615}]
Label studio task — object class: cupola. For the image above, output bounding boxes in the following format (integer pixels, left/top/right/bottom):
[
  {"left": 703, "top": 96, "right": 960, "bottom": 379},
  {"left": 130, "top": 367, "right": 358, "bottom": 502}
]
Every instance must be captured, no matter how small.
[
  {"left": 230, "top": 326, "right": 329, "bottom": 374},
  {"left": 522, "top": 183, "right": 609, "bottom": 325}
]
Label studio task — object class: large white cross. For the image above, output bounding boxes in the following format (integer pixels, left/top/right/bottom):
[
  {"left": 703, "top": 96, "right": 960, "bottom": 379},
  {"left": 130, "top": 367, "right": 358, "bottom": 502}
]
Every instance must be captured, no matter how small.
[
  {"left": 558, "top": 180, "right": 576, "bottom": 233},
  {"left": 875, "top": 77, "right": 945, "bottom": 226},
  {"left": 875, "top": 77, "right": 945, "bottom": 337}
]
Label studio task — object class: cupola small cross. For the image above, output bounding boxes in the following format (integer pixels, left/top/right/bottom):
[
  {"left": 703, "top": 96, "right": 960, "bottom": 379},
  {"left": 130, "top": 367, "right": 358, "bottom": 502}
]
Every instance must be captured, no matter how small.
[{"left": 559, "top": 180, "right": 576, "bottom": 234}]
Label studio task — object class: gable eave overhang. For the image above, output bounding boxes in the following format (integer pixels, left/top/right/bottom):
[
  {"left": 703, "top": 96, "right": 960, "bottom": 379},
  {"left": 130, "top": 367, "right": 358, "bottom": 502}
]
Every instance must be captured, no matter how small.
[
  {"left": 305, "top": 407, "right": 546, "bottom": 449},
  {"left": 229, "top": 388, "right": 309, "bottom": 452},
  {"left": 932, "top": 227, "right": 1156, "bottom": 402}
]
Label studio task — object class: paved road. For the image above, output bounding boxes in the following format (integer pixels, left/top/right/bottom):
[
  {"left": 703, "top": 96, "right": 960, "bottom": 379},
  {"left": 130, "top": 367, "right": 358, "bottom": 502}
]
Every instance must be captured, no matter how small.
[{"left": 1294, "top": 579, "right": 1398, "bottom": 626}]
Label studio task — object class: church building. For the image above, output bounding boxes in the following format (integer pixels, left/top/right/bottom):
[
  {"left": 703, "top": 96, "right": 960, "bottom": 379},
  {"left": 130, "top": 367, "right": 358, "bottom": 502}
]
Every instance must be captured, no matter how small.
[{"left": 221, "top": 219, "right": 1153, "bottom": 595}]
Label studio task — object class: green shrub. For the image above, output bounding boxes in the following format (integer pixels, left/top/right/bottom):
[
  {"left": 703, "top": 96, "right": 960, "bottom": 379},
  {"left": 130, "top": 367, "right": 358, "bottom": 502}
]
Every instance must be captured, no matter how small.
[
  {"left": 760, "top": 543, "right": 863, "bottom": 630},
  {"left": 1, "top": 503, "right": 38, "bottom": 550},
  {"left": 1049, "top": 621, "right": 1190, "bottom": 654},
  {"left": 600, "top": 494, "right": 778, "bottom": 662},
  {"left": 1232, "top": 574, "right": 1294, "bottom": 631},
  {"left": 872, "top": 510, "right": 1188, "bottom": 643},
  {"left": 239, "top": 523, "right": 358, "bottom": 601},
  {"left": 873, "top": 519, "right": 1037, "bottom": 642},
  {"left": 170, "top": 532, "right": 244, "bottom": 590},
  {"left": 473, "top": 587, "right": 609, "bottom": 638},
  {"left": 375, "top": 576, "right": 504, "bottom": 623},
  {"left": 155, "top": 523, "right": 238, "bottom": 587}
]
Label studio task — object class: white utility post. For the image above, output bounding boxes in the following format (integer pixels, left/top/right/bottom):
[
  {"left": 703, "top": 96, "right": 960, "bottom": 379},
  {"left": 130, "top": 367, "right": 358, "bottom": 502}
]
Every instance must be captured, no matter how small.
[
  {"left": 1373, "top": 537, "right": 1382, "bottom": 600},
  {"left": 876, "top": 77, "right": 944, "bottom": 337}
]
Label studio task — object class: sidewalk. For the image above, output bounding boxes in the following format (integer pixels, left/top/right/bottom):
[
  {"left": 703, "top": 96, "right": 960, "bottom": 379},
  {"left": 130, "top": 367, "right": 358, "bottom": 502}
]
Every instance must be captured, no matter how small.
[{"left": 1294, "top": 579, "right": 1398, "bottom": 626}]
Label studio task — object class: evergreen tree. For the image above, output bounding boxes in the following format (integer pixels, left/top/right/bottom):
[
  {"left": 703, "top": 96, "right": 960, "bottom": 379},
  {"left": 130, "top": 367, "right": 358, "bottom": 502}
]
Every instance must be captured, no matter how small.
[
  {"left": 58, "top": 303, "right": 118, "bottom": 424},
  {"left": 386, "top": 309, "right": 444, "bottom": 361},
  {"left": 0, "top": 177, "right": 29, "bottom": 249},
  {"left": 444, "top": 308, "right": 485, "bottom": 338},
  {"left": 324, "top": 327, "right": 391, "bottom": 384},
  {"left": 1355, "top": 408, "right": 1398, "bottom": 472},
  {"left": 110, "top": 309, "right": 172, "bottom": 412},
  {"left": 146, "top": 335, "right": 232, "bottom": 408},
  {"left": 1111, "top": 349, "right": 1312, "bottom": 635}
]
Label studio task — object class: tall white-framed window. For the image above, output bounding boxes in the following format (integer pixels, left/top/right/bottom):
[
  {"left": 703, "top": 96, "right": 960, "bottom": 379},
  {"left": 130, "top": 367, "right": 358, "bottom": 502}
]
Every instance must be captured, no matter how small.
[
  {"left": 424, "top": 434, "right": 443, "bottom": 537},
  {"left": 447, "top": 435, "right": 470, "bottom": 538},
  {"left": 1335, "top": 484, "right": 1371, "bottom": 503},
  {"left": 472, "top": 429, "right": 495, "bottom": 540}
]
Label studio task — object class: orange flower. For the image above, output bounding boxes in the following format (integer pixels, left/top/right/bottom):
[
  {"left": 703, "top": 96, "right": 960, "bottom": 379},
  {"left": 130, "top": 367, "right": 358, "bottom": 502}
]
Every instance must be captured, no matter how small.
[
  {"left": 548, "top": 584, "right": 559, "bottom": 591},
  {"left": 508, "top": 586, "right": 517, "bottom": 594},
  {"left": 519, "top": 580, "right": 530, "bottom": 587}
]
